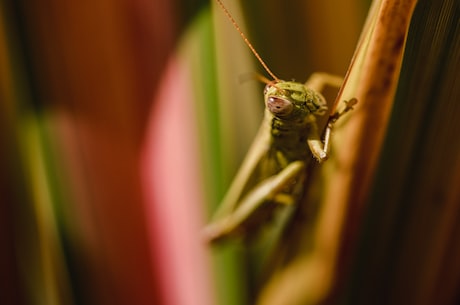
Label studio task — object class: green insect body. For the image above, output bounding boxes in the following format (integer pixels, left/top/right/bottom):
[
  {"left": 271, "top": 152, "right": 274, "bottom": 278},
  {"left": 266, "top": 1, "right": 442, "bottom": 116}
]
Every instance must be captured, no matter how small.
[
  {"left": 206, "top": 0, "right": 357, "bottom": 244},
  {"left": 204, "top": 79, "right": 331, "bottom": 243}
]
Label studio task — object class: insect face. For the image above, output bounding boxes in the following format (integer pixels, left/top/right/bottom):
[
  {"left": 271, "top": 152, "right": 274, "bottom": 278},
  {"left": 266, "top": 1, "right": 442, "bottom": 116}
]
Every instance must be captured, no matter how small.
[{"left": 264, "top": 81, "right": 328, "bottom": 119}]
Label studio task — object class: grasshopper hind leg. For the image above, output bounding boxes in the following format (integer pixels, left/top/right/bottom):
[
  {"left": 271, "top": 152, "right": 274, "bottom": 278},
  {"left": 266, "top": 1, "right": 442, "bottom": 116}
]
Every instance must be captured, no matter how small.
[
  {"left": 203, "top": 160, "right": 306, "bottom": 243},
  {"left": 304, "top": 72, "right": 343, "bottom": 92}
]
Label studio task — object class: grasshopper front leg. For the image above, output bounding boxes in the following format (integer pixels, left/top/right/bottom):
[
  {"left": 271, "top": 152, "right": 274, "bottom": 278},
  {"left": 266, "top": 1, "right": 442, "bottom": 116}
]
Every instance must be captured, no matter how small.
[
  {"left": 306, "top": 114, "right": 329, "bottom": 162},
  {"left": 304, "top": 73, "right": 358, "bottom": 160},
  {"left": 303, "top": 73, "right": 344, "bottom": 162},
  {"left": 309, "top": 98, "right": 358, "bottom": 160},
  {"left": 323, "top": 98, "right": 358, "bottom": 153},
  {"left": 204, "top": 160, "right": 306, "bottom": 243}
]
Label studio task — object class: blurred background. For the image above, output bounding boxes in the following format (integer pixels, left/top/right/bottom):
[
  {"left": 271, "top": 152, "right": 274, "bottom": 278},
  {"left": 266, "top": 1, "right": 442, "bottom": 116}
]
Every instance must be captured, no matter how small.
[{"left": 1, "top": 0, "right": 458, "bottom": 305}]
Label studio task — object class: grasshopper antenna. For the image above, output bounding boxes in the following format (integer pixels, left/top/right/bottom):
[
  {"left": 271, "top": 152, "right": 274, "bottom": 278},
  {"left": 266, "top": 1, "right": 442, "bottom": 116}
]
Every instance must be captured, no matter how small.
[{"left": 215, "top": 0, "right": 280, "bottom": 82}]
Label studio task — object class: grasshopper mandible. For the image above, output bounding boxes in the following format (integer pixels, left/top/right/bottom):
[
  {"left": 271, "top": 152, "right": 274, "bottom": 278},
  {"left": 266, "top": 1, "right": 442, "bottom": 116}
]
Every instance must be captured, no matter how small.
[{"left": 204, "top": 0, "right": 357, "bottom": 243}]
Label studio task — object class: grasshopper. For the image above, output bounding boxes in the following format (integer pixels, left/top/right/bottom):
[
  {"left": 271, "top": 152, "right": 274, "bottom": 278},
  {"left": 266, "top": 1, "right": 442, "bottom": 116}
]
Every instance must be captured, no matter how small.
[{"left": 205, "top": 0, "right": 357, "bottom": 243}]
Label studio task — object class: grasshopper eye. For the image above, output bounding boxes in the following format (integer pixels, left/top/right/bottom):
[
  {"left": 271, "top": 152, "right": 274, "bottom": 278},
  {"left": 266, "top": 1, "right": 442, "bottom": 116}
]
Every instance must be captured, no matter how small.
[{"left": 267, "top": 96, "right": 293, "bottom": 117}]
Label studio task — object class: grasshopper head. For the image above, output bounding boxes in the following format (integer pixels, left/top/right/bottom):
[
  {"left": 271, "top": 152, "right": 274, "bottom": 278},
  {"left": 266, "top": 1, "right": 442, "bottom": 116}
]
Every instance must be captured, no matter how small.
[{"left": 264, "top": 81, "right": 327, "bottom": 119}]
